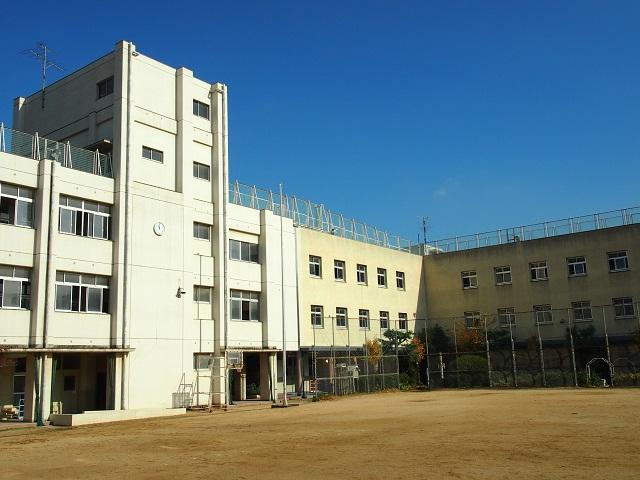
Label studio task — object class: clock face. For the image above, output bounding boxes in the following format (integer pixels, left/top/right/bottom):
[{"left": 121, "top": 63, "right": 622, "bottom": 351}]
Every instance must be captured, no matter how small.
[{"left": 153, "top": 222, "right": 165, "bottom": 236}]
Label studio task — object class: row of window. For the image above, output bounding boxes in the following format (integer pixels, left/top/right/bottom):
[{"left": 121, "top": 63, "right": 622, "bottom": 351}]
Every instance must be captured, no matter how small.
[
  {"left": 461, "top": 252, "right": 630, "bottom": 289},
  {"left": 310, "top": 306, "right": 408, "bottom": 330},
  {"left": 309, "top": 256, "right": 406, "bottom": 289},
  {"left": 464, "top": 297, "right": 636, "bottom": 328}
]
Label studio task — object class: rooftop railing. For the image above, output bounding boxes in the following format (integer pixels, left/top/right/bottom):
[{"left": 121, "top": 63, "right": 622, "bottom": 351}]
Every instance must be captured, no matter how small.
[
  {"left": 0, "top": 123, "right": 113, "bottom": 178},
  {"left": 429, "top": 207, "right": 640, "bottom": 254},
  {"left": 230, "top": 180, "right": 418, "bottom": 253}
]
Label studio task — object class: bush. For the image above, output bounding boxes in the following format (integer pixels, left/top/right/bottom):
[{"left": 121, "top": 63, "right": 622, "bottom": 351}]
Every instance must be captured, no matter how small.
[
  {"left": 398, "top": 372, "right": 415, "bottom": 390},
  {"left": 577, "top": 370, "right": 601, "bottom": 387}
]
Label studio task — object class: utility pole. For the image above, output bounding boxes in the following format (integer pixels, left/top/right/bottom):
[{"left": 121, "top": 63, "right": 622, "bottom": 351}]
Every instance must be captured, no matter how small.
[
  {"left": 279, "top": 183, "right": 288, "bottom": 406},
  {"left": 24, "top": 43, "right": 63, "bottom": 109},
  {"left": 420, "top": 215, "right": 431, "bottom": 389}
]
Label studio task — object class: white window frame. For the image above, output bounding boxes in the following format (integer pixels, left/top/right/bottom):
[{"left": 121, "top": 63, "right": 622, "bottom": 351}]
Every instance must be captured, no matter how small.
[
  {"left": 193, "top": 286, "right": 212, "bottom": 303},
  {"left": 311, "top": 305, "right": 324, "bottom": 328},
  {"left": 398, "top": 313, "right": 408, "bottom": 331},
  {"left": 0, "top": 182, "right": 34, "bottom": 228},
  {"left": 461, "top": 270, "right": 478, "bottom": 289},
  {"left": 494, "top": 266, "right": 512, "bottom": 285},
  {"left": 142, "top": 146, "right": 164, "bottom": 163},
  {"left": 497, "top": 307, "right": 516, "bottom": 327},
  {"left": 571, "top": 301, "right": 593, "bottom": 322},
  {"left": 567, "top": 256, "right": 587, "bottom": 277},
  {"left": 377, "top": 268, "right": 387, "bottom": 288},
  {"left": 230, "top": 290, "right": 260, "bottom": 321},
  {"left": 193, "top": 162, "right": 211, "bottom": 181},
  {"left": 608, "top": 251, "right": 629, "bottom": 272},
  {"left": 359, "top": 309, "right": 370, "bottom": 330},
  {"left": 379, "top": 311, "right": 389, "bottom": 330},
  {"left": 356, "top": 264, "right": 367, "bottom": 285},
  {"left": 534, "top": 304, "right": 553, "bottom": 325},
  {"left": 193, "top": 99, "right": 210, "bottom": 119},
  {"left": 0, "top": 265, "right": 31, "bottom": 310},
  {"left": 464, "top": 311, "right": 481, "bottom": 329},
  {"left": 193, "top": 222, "right": 211, "bottom": 241},
  {"left": 530, "top": 261, "right": 548, "bottom": 281},
  {"left": 334, "top": 260, "right": 345, "bottom": 282},
  {"left": 309, "top": 255, "right": 321, "bottom": 278},
  {"left": 336, "top": 307, "right": 348, "bottom": 329},
  {"left": 396, "top": 271, "right": 405, "bottom": 290},
  {"left": 613, "top": 297, "right": 635, "bottom": 319},
  {"left": 59, "top": 195, "right": 111, "bottom": 240},
  {"left": 54, "top": 271, "right": 109, "bottom": 314},
  {"left": 229, "top": 239, "right": 259, "bottom": 263}
]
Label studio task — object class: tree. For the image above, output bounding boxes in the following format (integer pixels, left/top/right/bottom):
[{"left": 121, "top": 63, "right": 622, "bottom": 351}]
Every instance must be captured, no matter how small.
[
  {"left": 366, "top": 338, "right": 382, "bottom": 368},
  {"left": 427, "top": 324, "right": 451, "bottom": 353}
]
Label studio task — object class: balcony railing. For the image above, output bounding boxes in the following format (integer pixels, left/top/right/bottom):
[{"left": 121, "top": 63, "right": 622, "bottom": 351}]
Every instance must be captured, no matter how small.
[
  {"left": 0, "top": 123, "right": 113, "bottom": 178},
  {"left": 429, "top": 207, "right": 640, "bottom": 254},
  {"left": 229, "top": 180, "right": 418, "bottom": 253}
]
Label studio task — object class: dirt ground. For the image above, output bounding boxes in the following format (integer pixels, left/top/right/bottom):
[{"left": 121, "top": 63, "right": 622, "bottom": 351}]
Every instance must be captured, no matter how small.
[{"left": 1, "top": 389, "right": 639, "bottom": 479}]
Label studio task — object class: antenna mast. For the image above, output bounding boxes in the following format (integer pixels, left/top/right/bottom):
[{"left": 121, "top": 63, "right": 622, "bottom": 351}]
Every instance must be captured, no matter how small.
[{"left": 24, "top": 42, "right": 63, "bottom": 109}]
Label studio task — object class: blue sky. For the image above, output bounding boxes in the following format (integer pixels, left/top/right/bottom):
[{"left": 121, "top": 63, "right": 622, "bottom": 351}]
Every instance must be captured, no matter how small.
[{"left": 1, "top": 1, "right": 638, "bottom": 242}]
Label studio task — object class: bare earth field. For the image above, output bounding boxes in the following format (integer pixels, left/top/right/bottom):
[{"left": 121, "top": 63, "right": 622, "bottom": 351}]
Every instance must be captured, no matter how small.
[{"left": 1, "top": 389, "right": 639, "bottom": 479}]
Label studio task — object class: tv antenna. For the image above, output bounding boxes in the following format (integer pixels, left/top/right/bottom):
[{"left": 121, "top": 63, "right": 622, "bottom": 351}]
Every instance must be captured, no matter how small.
[{"left": 24, "top": 42, "right": 63, "bottom": 109}]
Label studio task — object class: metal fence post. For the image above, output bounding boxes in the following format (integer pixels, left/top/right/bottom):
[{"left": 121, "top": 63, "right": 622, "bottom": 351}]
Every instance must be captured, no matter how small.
[
  {"left": 483, "top": 316, "right": 493, "bottom": 388},
  {"left": 602, "top": 306, "right": 613, "bottom": 387},
  {"left": 453, "top": 319, "right": 460, "bottom": 388},
  {"left": 536, "top": 322, "right": 547, "bottom": 387},
  {"left": 567, "top": 308, "right": 578, "bottom": 387},
  {"left": 423, "top": 318, "right": 431, "bottom": 389},
  {"left": 508, "top": 316, "right": 517, "bottom": 387}
]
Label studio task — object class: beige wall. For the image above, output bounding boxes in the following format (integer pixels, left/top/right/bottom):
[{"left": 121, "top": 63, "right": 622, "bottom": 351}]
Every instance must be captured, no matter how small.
[
  {"left": 297, "top": 227, "right": 425, "bottom": 348},
  {"left": 424, "top": 224, "right": 640, "bottom": 340}
]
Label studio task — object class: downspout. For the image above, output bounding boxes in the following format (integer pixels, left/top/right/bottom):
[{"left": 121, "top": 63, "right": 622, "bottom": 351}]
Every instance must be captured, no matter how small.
[
  {"left": 293, "top": 225, "right": 304, "bottom": 397},
  {"left": 121, "top": 42, "right": 135, "bottom": 410}
]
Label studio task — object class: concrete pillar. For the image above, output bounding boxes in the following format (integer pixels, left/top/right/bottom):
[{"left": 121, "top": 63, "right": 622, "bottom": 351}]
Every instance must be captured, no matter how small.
[
  {"left": 295, "top": 350, "right": 303, "bottom": 395},
  {"left": 210, "top": 357, "right": 226, "bottom": 405},
  {"left": 40, "top": 354, "right": 53, "bottom": 421},
  {"left": 239, "top": 373, "right": 247, "bottom": 401},
  {"left": 259, "top": 352, "right": 277, "bottom": 402},
  {"left": 23, "top": 354, "right": 37, "bottom": 422}
]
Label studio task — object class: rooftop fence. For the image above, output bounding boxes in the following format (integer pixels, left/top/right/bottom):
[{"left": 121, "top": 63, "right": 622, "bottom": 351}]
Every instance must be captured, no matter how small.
[
  {"left": 0, "top": 123, "right": 113, "bottom": 178},
  {"left": 429, "top": 207, "right": 640, "bottom": 254},
  {"left": 229, "top": 180, "right": 418, "bottom": 253}
]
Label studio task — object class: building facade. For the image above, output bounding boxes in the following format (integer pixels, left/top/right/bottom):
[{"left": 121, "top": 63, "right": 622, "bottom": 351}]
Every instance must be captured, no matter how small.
[{"left": 0, "top": 41, "right": 638, "bottom": 422}]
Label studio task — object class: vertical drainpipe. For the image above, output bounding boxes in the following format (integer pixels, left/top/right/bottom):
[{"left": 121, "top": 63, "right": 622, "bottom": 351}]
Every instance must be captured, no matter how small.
[
  {"left": 293, "top": 225, "right": 304, "bottom": 397},
  {"left": 121, "top": 41, "right": 135, "bottom": 410}
]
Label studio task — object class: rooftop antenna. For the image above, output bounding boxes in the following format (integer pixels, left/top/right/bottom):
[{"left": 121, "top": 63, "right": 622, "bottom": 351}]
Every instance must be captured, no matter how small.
[
  {"left": 24, "top": 42, "right": 63, "bottom": 109},
  {"left": 421, "top": 216, "right": 429, "bottom": 255}
]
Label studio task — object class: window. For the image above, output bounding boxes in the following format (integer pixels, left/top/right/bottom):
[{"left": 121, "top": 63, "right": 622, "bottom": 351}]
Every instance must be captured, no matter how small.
[
  {"left": 572, "top": 301, "right": 593, "bottom": 322},
  {"left": 359, "top": 309, "right": 370, "bottom": 329},
  {"left": 55, "top": 271, "right": 109, "bottom": 313},
  {"left": 193, "top": 222, "right": 211, "bottom": 241},
  {"left": 63, "top": 375, "right": 76, "bottom": 392},
  {"left": 194, "top": 353, "right": 213, "bottom": 370},
  {"left": 96, "top": 76, "right": 114, "bottom": 99},
  {"left": 193, "top": 162, "right": 211, "bottom": 181},
  {"left": 497, "top": 307, "right": 516, "bottom": 327},
  {"left": 377, "top": 268, "right": 387, "bottom": 287},
  {"left": 608, "top": 251, "right": 629, "bottom": 272},
  {"left": 309, "top": 255, "right": 321, "bottom": 277},
  {"left": 396, "top": 271, "right": 405, "bottom": 290},
  {"left": 398, "top": 313, "right": 408, "bottom": 331},
  {"left": 59, "top": 195, "right": 111, "bottom": 240},
  {"left": 494, "top": 266, "right": 512, "bottom": 285},
  {"left": 193, "top": 286, "right": 211, "bottom": 303},
  {"left": 311, "top": 305, "right": 324, "bottom": 328},
  {"left": 336, "top": 307, "right": 348, "bottom": 328},
  {"left": 0, "top": 265, "right": 31, "bottom": 309},
  {"left": 613, "top": 297, "right": 635, "bottom": 319},
  {"left": 193, "top": 99, "right": 210, "bottom": 119},
  {"left": 379, "top": 311, "right": 389, "bottom": 330},
  {"left": 464, "top": 311, "right": 481, "bottom": 329},
  {"left": 229, "top": 239, "right": 259, "bottom": 263},
  {"left": 230, "top": 290, "right": 260, "bottom": 321},
  {"left": 142, "top": 146, "right": 164, "bottom": 163},
  {"left": 567, "top": 256, "right": 587, "bottom": 277},
  {"left": 461, "top": 271, "right": 477, "bottom": 289},
  {"left": 0, "top": 182, "right": 34, "bottom": 228},
  {"left": 356, "top": 264, "right": 367, "bottom": 284},
  {"left": 534, "top": 305, "right": 553, "bottom": 325},
  {"left": 530, "top": 261, "right": 548, "bottom": 281},
  {"left": 334, "top": 260, "right": 345, "bottom": 281}
]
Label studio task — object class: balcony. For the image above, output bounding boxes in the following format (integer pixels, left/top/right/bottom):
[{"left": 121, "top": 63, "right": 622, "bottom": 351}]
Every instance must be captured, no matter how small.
[{"left": 0, "top": 123, "right": 113, "bottom": 178}]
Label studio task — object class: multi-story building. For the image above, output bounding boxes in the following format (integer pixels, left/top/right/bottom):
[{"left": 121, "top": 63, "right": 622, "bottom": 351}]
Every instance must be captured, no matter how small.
[{"left": 0, "top": 41, "right": 638, "bottom": 423}]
